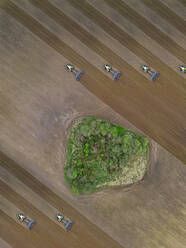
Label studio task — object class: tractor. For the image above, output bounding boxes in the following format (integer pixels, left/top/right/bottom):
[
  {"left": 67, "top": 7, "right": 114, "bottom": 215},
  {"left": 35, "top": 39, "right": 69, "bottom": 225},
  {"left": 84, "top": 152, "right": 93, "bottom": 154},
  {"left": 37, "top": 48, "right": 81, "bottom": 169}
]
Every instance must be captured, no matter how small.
[
  {"left": 141, "top": 65, "right": 160, "bottom": 81},
  {"left": 17, "top": 213, "right": 36, "bottom": 230},
  {"left": 179, "top": 65, "right": 186, "bottom": 73},
  {"left": 104, "top": 64, "right": 121, "bottom": 81},
  {"left": 56, "top": 213, "right": 73, "bottom": 231},
  {"left": 65, "top": 64, "right": 84, "bottom": 81}
]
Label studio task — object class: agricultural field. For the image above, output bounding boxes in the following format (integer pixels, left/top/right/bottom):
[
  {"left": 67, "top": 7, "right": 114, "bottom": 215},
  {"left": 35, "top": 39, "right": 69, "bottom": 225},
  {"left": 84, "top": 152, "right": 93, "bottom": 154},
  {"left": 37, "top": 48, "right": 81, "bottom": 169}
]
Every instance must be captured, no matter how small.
[{"left": 0, "top": 0, "right": 185, "bottom": 248}]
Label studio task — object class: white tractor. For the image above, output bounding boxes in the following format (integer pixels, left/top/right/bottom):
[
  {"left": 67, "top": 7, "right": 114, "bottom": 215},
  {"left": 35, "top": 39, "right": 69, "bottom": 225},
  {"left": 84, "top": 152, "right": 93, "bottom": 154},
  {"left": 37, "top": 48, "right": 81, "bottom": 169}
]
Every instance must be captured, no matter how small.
[
  {"left": 17, "top": 213, "right": 36, "bottom": 230},
  {"left": 179, "top": 65, "right": 186, "bottom": 73},
  {"left": 56, "top": 213, "right": 73, "bottom": 231},
  {"left": 104, "top": 64, "right": 121, "bottom": 81},
  {"left": 65, "top": 64, "right": 84, "bottom": 81},
  {"left": 141, "top": 65, "right": 160, "bottom": 81}
]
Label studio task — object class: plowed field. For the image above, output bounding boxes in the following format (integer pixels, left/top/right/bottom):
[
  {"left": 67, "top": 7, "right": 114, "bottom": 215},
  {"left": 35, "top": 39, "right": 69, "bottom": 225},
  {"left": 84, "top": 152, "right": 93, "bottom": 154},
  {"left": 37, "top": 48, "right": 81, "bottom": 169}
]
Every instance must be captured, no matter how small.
[{"left": 0, "top": 1, "right": 185, "bottom": 247}]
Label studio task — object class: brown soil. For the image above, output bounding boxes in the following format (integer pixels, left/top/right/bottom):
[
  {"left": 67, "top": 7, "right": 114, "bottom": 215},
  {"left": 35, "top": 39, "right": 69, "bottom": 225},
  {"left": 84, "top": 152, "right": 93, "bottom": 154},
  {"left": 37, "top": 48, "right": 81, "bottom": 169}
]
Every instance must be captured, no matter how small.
[
  {"left": 0, "top": 1, "right": 186, "bottom": 248},
  {"left": 2, "top": 0, "right": 186, "bottom": 163},
  {"left": 0, "top": 237, "right": 12, "bottom": 248},
  {"left": 178, "top": 0, "right": 186, "bottom": 7},
  {"left": 141, "top": 0, "right": 186, "bottom": 35},
  {"left": 159, "top": 0, "right": 186, "bottom": 21}
]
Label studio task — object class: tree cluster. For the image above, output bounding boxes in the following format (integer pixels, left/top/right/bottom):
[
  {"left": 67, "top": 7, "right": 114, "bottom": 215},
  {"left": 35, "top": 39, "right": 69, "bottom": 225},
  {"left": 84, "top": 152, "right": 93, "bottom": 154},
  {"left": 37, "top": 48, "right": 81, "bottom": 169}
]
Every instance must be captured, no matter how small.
[{"left": 64, "top": 117, "right": 149, "bottom": 194}]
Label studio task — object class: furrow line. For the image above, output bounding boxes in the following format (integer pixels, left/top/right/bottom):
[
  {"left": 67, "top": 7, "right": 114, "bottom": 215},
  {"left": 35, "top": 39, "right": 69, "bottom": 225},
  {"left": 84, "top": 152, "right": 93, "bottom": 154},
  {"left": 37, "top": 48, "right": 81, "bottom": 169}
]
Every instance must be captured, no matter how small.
[
  {"left": 159, "top": 0, "right": 186, "bottom": 20},
  {"left": 141, "top": 0, "right": 186, "bottom": 35},
  {"left": 65, "top": 0, "right": 186, "bottom": 99},
  {"left": 0, "top": 152, "right": 123, "bottom": 248},
  {"left": 101, "top": 0, "right": 186, "bottom": 60},
  {"left": 121, "top": 0, "right": 186, "bottom": 50},
  {"left": 28, "top": 0, "right": 186, "bottom": 114},
  {"left": 0, "top": 210, "right": 37, "bottom": 248},
  {"left": 0, "top": 179, "right": 93, "bottom": 248},
  {"left": 1, "top": 0, "right": 186, "bottom": 162}
]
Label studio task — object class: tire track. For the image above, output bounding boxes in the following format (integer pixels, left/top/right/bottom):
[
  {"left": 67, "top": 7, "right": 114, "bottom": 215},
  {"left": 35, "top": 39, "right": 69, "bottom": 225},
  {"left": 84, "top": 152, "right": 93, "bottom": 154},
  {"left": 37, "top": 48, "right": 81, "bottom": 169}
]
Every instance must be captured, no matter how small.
[
  {"left": 141, "top": 0, "right": 186, "bottom": 35},
  {"left": 0, "top": 152, "right": 124, "bottom": 248},
  {"left": 1, "top": 0, "right": 186, "bottom": 162},
  {"left": 93, "top": 0, "right": 186, "bottom": 62},
  {"left": 28, "top": 0, "right": 186, "bottom": 114}
]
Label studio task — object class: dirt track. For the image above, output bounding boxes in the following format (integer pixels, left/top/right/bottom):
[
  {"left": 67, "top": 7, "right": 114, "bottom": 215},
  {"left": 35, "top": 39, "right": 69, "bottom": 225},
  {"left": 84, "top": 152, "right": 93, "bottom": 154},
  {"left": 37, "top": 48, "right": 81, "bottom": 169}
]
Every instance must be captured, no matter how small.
[{"left": 0, "top": 0, "right": 186, "bottom": 247}]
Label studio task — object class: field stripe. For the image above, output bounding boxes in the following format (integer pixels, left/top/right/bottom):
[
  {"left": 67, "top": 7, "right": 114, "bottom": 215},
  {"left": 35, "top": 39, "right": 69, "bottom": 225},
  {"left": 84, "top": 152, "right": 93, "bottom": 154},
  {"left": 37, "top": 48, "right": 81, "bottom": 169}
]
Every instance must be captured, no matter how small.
[
  {"left": 0, "top": 210, "right": 37, "bottom": 248},
  {"left": 0, "top": 194, "right": 28, "bottom": 228},
  {"left": 122, "top": 0, "right": 186, "bottom": 51},
  {"left": 11, "top": 0, "right": 186, "bottom": 112},
  {"left": 1, "top": 0, "right": 186, "bottom": 163},
  {"left": 104, "top": 0, "right": 186, "bottom": 58},
  {"left": 0, "top": 152, "right": 124, "bottom": 248},
  {"left": 0, "top": 196, "right": 59, "bottom": 248},
  {"left": 0, "top": 165, "right": 70, "bottom": 230},
  {"left": 53, "top": 0, "right": 186, "bottom": 80},
  {"left": 21, "top": 0, "right": 186, "bottom": 128},
  {"left": 24, "top": 0, "right": 150, "bottom": 77},
  {"left": 0, "top": 179, "right": 91, "bottom": 248},
  {"left": 0, "top": 195, "right": 55, "bottom": 248},
  {"left": 141, "top": 0, "right": 186, "bottom": 35},
  {"left": 63, "top": 0, "right": 186, "bottom": 115},
  {"left": 86, "top": 0, "right": 186, "bottom": 77},
  {"left": 160, "top": 0, "right": 186, "bottom": 20},
  {"left": 66, "top": 0, "right": 186, "bottom": 89}
]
